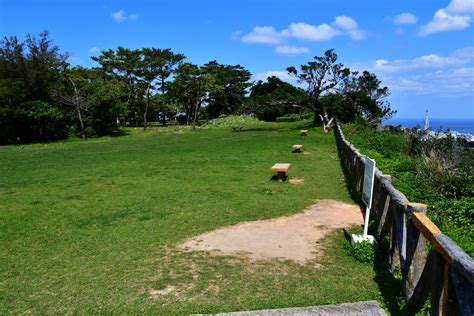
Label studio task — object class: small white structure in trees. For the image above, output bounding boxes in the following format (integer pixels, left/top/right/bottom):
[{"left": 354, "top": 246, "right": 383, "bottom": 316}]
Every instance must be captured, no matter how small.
[{"left": 424, "top": 110, "right": 430, "bottom": 132}]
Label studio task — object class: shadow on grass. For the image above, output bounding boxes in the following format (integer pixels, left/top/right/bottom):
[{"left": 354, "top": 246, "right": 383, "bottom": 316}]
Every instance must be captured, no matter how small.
[
  {"left": 110, "top": 128, "right": 131, "bottom": 137},
  {"left": 341, "top": 166, "right": 363, "bottom": 206},
  {"left": 269, "top": 175, "right": 288, "bottom": 181},
  {"left": 239, "top": 126, "right": 281, "bottom": 132},
  {"left": 288, "top": 120, "right": 319, "bottom": 130}
]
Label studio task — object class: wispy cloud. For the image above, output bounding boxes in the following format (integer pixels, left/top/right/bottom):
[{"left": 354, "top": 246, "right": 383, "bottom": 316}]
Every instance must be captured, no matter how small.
[
  {"left": 392, "top": 13, "right": 418, "bottom": 25},
  {"left": 351, "top": 47, "right": 474, "bottom": 96},
  {"left": 230, "top": 30, "right": 242, "bottom": 41},
  {"left": 353, "top": 46, "right": 474, "bottom": 73},
  {"left": 419, "top": 0, "right": 473, "bottom": 36},
  {"left": 240, "top": 15, "right": 367, "bottom": 45},
  {"left": 389, "top": 67, "right": 474, "bottom": 96},
  {"left": 88, "top": 47, "right": 100, "bottom": 54},
  {"left": 111, "top": 10, "right": 138, "bottom": 22},
  {"left": 275, "top": 45, "right": 309, "bottom": 55}
]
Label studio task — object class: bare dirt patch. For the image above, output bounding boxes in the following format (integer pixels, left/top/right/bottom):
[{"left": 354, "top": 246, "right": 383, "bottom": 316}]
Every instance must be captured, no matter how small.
[
  {"left": 149, "top": 286, "right": 175, "bottom": 298},
  {"left": 288, "top": 177, "right": 304, "bottom": 185},
  {"left": 181, "top": 200, "right": 363, "bottom": 265}
]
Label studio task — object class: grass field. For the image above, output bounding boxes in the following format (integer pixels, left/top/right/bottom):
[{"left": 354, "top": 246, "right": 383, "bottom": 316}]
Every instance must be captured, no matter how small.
[{"left": 0, "top": 122, "right": 394, "bottom": 314}]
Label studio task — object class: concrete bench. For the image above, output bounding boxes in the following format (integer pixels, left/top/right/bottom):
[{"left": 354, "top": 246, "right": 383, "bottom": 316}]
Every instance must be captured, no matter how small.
[
  {"left": 272, "top": 163, "right": 291, "bottom": 181},
  {"left": 292, "top": 144, "right": 303, "bottom": 153},
  {"left": 300, "top": 129, "right": 308, "bottom": 136},
  {"left": 232, "top": 126, "right": 242, "bottom": 132}
]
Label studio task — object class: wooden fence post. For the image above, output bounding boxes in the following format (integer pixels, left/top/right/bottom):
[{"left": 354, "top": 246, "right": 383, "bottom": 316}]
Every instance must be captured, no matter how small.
[
  {"left": 404, "top": 203, "right": 428, "bottom": 300},
  {"left": 376, "top": 174, "right": 392, "bottom": 235},
  {"left": 431, "top": 252, "right": 449, "bottom": 316}
]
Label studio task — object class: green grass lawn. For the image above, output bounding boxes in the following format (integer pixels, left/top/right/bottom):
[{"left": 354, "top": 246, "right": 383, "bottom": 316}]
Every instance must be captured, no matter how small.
[{"left": 0, "top": 122, "right": 391, "bottom": 314}]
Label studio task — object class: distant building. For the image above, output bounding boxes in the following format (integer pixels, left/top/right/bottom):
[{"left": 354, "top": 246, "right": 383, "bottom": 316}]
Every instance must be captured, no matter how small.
[{"left": 424, "top": 110, "right": 430, "bottom": 132}]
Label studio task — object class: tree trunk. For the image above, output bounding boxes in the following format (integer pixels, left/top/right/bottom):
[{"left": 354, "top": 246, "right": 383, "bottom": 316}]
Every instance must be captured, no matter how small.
[
  {"left": 67, "top": 76, "right": 85, "bottom": 140},
  {"left": 192, "top": 99, "right": 201, "bottom": 130},
  {"left": 161, "top": 77, "right": 167, "bottom": 126},
  {"left": 192, "top": 80, "right": 203, "bottom": 130},
  {"left": 318, "top": 112, "right": 334, "bottom": 133},
  {"left": 143, "top": 84, "right": 150, "bottom": 130}
]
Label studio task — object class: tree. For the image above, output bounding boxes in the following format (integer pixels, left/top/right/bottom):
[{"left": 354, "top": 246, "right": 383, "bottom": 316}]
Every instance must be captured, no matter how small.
[
  {"left": 85, "top": 73, "right": 128, "bottom": 135},
  {"left": 244, "top": 76, "right": 306, "bottom": 121},
  {"left": 344, "top": 70, "right": 395, "bottom": 123},
  {"left": 287, "top": 49, "right": 350, "bottom": 132},
  {"left": 138, "top": 48, "right": 185, "bottom": 129},
  {"left": 202, "top": 60, "right": 251, "bottom": 118},
  {"left": 92, "top": 47, "right": 142, "bottom": 125},
  {"left": 153, "top": 49, "right": 185, "bottom": 125},
  {"left": 168, "top": 63, "right": 219, "bottom": 128},
  {"left": 0, "top": 31, "right": 70, "bottom": 144},
  {"left": 57, "top": 65, "right": 89, "bottom": 139}
]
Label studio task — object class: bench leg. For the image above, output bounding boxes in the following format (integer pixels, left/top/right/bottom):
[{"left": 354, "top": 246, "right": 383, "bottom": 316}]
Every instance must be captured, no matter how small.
[
  {"left": 292, "top": 148, "right": 301, "bottom": 153},
  {"left": 277, "top": 171, "right": 286, "bottom": 181}
]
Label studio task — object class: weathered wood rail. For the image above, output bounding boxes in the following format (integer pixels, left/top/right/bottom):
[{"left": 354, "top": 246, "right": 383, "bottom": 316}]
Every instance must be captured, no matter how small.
[{"left": 334, "top": 123, "right": 474, "bottom": 315}]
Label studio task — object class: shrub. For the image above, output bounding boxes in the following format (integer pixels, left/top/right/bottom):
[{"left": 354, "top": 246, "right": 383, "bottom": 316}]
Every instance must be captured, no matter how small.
[
  {"left": 351, "top": 240, "right": 375, "bottom": 263},
  {"left": 341, "top": 120, "right": 474, "bottom": 255}
]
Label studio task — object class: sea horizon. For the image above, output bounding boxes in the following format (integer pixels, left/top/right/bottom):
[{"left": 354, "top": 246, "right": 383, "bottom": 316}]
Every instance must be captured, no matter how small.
[{"left": 384, "top": 117, "right": 474, "bottom": 135}]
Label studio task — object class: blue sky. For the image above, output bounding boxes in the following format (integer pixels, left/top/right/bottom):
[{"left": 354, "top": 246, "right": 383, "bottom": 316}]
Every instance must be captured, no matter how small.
[{"left": 1, "top": 0, "right": 473, "bottom": 119}]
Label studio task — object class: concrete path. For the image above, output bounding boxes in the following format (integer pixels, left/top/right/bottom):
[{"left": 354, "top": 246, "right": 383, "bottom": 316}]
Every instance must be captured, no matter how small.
[{"left": 193, "top": 300, "right": 386, "bottom": 316}]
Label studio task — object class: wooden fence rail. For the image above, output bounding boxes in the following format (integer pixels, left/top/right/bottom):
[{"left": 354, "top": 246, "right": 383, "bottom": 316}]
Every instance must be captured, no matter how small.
[{"left": 334, "top": 123, "right": 474, "bottom": 316}]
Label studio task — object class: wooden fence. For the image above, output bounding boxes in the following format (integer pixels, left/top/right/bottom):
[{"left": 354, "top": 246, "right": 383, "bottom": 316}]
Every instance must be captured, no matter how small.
[{"left": 334, "top": 123, "right": 474, "bottom": 315}]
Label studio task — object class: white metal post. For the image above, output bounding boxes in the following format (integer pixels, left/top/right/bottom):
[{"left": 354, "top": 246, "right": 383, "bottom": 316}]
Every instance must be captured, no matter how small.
[{"left": 363, "top": 206, "right": 370, "bottom": 237}]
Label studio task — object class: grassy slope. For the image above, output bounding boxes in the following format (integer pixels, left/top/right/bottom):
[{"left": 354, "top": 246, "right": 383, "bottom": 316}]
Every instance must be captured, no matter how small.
[{"left": 0, "top": 122, "right": 385, "bottom": 314}]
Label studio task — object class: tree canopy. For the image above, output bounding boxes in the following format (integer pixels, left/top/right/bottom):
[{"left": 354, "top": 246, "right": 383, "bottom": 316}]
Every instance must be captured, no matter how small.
[
  {"left": 287, "top": 49, "right": 395, "bottom": 132},
  {"left": 0, "top": 31, "right": 395, "bottom": 144}
]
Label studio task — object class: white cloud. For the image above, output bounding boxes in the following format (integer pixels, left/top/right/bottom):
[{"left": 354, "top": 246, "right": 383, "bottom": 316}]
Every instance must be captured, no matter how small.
[
  {"left": 241, "top": 26, "right": 285, "bottom": 44},
  {"left": 88, "top": 47, "right": 100, "bottom": 54},
  {"left": 241, "top": 16, "right": 366, "bottom": 45},
  {"left": 332, "top": 16, "right": 367, "bottom": 40},
  {"left": 446, "top": 0, "right": 474, "bottom": 15},
  {"left": 420, "top": 9, "right": 471, "bottom": 35},
  {"left": 393, "top": 13, "right": 418, "bottom": 25},
  {"left": 419, "top": 0, "right": 473, "bottom": 36},
  {"left": 275, "top": 45, "right": 309, "bottom": 55},
  {"left": 111, "top": 10, "right": 126, "bottom": 22},
  {"left": 347, "top": 29, "right": 367, "bottom": 40},
  {"left": 286, "top": 22, "right": 341, "bottom": 41},
  {"left": 333, "top": 16, "right": 358, "bottom": 30},
  {"left": 111, "top": 10, "right": 138, "bottom": 22}
]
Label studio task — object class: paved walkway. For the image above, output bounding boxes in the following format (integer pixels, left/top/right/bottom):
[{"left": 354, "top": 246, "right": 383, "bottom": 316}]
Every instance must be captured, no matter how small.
[{"left": 193, "top": 300, "right": 386, "bottom": 316}]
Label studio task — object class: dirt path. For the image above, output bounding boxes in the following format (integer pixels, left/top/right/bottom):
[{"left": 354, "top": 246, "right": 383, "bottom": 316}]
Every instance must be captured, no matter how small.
[{"left": 181, "top": 200, "right": 364, "bottom": 265}]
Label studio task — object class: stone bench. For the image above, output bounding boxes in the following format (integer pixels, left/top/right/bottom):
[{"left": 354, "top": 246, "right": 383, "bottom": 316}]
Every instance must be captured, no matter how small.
[
  {"left": 271, "top": 163, "right": 291, "bottom": 181},
  {"left": 292, "top": 144, "right": 303, "bottom": 153},
  {"left": 232, "top": 126, "right": 242, "bottom": 132},
  {"left": 300, "top": 129, "right": 308, "bottom": 136}
]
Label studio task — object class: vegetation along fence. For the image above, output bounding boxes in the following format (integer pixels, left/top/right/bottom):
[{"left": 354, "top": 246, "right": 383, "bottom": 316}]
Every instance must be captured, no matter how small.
[{"left": 334, "top": 123, "right": 474, "bottom": 315}]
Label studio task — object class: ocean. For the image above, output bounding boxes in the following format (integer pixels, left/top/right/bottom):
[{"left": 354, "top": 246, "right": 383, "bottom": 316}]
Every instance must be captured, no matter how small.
[{"left": 384, "top": 118, "right": 474, "bottom": 135}]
